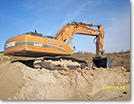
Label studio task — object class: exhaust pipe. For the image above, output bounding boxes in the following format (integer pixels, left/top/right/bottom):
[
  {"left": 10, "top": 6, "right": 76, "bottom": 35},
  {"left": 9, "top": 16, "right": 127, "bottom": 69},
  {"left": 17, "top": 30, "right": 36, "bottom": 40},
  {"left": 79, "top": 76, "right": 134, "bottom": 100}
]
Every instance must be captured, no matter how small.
[{"left": 91, "top": 56, "right": 113, "bottom": 69}]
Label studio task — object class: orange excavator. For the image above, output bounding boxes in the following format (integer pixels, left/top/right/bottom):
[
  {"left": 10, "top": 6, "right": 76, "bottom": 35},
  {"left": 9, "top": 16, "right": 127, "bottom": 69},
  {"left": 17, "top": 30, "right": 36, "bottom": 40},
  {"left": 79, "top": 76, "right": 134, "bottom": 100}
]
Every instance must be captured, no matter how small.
[{"left": 4, "top": 22, "right": 113, "bottom": 70}]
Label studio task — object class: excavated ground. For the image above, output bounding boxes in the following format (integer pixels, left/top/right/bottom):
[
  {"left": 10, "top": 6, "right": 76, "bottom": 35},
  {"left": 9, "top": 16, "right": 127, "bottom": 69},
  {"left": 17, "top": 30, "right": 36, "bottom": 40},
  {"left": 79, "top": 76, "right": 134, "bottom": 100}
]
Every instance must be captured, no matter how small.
[{"left": 0, "top": 53, "right": 130, "bottom": 100}]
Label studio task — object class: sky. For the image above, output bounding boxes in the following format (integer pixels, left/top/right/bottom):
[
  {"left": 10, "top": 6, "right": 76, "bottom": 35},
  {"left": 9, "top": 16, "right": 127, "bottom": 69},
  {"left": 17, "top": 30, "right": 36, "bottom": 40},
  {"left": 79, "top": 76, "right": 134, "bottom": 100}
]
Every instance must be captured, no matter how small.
[{"left": 0, "top": 0, "right": 130, "bottom": 53}]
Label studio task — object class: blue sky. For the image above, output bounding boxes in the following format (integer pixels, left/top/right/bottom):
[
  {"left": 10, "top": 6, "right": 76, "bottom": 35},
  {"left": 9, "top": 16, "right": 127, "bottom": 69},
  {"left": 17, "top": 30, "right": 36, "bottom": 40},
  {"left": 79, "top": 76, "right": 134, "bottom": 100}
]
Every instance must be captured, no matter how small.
[{"left": 0, "top": 0, "right": 130, "bottom": 53}]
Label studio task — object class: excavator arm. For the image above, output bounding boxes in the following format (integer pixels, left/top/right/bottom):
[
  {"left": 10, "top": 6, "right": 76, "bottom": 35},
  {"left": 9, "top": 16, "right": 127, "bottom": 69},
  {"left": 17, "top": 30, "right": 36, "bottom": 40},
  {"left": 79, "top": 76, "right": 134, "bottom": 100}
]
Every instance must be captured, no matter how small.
[
  {"left": 55, "top": 22, "right": 113, "bottom": 69},
  {"left": 55, "top": 22, "right": 105, "bottom": 57}
]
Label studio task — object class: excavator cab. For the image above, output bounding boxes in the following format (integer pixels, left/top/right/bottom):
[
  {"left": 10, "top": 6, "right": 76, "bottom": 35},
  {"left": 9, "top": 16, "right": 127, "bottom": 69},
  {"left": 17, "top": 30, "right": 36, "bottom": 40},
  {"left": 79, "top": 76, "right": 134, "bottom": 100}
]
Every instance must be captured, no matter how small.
[{"left": 25, "top": 32, "right": 43, "bottom": 37}]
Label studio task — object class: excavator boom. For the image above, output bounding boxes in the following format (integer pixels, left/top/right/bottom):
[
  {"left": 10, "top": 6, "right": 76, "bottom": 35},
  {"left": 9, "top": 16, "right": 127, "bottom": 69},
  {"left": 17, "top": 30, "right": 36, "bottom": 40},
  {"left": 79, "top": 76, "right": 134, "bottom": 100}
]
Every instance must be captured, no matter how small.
[{"left": 55, "top": 22, "right": 105, "bottom": 57}]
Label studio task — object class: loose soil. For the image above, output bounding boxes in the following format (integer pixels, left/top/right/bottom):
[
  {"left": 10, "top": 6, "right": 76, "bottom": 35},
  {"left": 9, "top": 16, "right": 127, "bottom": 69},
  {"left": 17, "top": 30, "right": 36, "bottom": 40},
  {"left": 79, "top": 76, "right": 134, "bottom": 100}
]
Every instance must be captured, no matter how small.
[{"left": 0, "top": 52, "right": 130, "bottom": 100}]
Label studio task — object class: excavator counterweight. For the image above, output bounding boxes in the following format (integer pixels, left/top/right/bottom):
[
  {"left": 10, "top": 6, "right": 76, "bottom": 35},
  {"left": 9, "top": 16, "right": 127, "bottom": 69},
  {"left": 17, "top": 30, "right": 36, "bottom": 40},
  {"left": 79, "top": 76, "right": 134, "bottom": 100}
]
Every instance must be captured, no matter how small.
[{"left": 4, "top": 22, "right": 113, "bottom": 69}]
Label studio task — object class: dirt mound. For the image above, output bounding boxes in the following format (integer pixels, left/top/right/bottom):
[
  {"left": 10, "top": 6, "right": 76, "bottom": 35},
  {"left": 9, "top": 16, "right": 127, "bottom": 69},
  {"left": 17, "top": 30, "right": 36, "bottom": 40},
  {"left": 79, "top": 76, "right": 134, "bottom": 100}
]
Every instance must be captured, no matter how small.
[{"left": 0, "top": 58, "right": 130, "bottom": 100}]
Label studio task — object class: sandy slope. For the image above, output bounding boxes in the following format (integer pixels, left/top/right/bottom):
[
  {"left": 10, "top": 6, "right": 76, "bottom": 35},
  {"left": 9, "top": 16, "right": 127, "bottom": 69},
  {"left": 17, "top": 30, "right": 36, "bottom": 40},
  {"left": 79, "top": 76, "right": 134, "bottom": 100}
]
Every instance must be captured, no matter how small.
[{"left": 0, "top": 53, "right": 130, "bottom": 100}]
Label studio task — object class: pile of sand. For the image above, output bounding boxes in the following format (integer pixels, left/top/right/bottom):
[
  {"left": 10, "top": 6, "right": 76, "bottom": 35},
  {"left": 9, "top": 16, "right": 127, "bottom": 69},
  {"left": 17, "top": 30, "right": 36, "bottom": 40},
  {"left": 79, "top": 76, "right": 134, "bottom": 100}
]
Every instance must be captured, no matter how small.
[{"left": 0, "top": 58, "right": 130, "bottom": 100}]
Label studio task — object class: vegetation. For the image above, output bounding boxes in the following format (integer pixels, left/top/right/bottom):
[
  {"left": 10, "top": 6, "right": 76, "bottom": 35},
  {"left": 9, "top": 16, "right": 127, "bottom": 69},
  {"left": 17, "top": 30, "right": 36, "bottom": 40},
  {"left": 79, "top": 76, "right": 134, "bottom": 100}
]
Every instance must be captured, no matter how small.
[
  {"left": 0, "top": 50, "right": 130, "bottom": 70},
  {"left": 72, "top": 50, "right": 130, "bottom": 70}
]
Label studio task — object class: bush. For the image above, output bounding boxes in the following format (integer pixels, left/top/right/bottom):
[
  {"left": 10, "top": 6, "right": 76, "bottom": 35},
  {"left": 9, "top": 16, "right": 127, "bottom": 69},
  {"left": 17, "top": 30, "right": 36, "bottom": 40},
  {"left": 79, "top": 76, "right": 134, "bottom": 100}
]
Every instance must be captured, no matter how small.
[{"left": 117, "top": 60, "right": 127, "bottom": 66}]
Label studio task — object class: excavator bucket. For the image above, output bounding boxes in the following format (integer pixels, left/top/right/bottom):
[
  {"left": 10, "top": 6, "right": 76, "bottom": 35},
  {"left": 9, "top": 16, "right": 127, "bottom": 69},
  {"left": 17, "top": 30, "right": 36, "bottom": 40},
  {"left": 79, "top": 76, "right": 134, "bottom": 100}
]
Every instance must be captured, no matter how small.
[{"left": 91, "top": 56, "right": 113, "bottom": 69}]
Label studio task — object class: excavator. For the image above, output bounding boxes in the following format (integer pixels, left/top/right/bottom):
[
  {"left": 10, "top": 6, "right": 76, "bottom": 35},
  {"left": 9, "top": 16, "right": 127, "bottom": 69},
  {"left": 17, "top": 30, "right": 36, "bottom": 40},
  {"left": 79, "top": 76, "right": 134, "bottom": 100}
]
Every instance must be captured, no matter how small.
[{"left": 4, "top": 22, "right": 113, "bottom": 70}]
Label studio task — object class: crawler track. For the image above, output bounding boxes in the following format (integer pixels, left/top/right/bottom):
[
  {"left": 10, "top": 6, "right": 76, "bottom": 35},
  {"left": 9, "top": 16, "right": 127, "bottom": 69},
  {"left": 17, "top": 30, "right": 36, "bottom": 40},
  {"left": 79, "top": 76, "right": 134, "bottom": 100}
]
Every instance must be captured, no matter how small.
[{"left": 33, "top": 56, "right": 88, "bottom": 70}]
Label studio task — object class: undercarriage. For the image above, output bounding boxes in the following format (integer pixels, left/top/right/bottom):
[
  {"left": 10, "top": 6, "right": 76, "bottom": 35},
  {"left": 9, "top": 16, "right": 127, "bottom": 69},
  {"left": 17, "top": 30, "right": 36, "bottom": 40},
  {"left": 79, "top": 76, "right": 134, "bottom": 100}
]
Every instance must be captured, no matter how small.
[{"left": 33, "top": 56, "right": 88, "bottom": 70}]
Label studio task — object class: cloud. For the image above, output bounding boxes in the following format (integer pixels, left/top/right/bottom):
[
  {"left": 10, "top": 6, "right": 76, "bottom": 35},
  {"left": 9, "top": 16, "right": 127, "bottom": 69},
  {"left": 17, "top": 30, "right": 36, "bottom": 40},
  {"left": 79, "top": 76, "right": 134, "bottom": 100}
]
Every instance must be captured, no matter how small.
[
  {"left": 58, "top": 0, "right": 105, "bottom": 27},
  {"left": 104, "top": 12, "right": 130, "bottom": 52},
  {"left": 48, "top": 1, "right": 90, "bottom": 36},
  {"left": 22, "top": 0, "right": 42, "bottom": 10}
]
